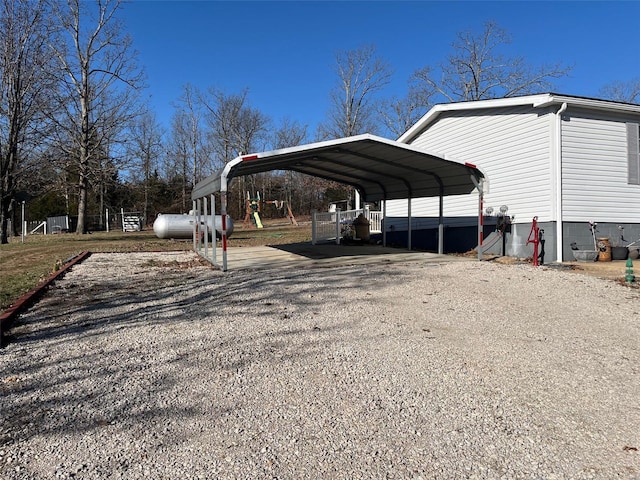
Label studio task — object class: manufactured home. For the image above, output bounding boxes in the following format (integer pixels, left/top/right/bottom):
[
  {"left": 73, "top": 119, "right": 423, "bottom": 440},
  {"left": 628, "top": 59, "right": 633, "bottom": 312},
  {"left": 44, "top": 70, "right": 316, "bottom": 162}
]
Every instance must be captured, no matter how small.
[{"left": 384, "top": 93, "right": 640, "bottom": 262}]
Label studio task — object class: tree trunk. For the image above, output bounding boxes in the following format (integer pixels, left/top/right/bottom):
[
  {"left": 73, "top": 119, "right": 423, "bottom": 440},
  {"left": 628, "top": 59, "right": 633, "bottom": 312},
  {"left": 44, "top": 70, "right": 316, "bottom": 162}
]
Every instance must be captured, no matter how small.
[
  {"left": 76, "top": 83, "right": 90, "bottom": 234},
  {"left": 76, "top": 160, "right": 88, "bottom": 234},
  {"left": 143, "top": 177, "right": 148, "bottom": 226},
  {"left": 0, "top": 199, "right": 9, "bottom": 244},
  {"left": 99, "top": 178, "right": 104, "bottom": 230},
  {"left": 0, "top": 172, "right": 11, "bottom": 243}
]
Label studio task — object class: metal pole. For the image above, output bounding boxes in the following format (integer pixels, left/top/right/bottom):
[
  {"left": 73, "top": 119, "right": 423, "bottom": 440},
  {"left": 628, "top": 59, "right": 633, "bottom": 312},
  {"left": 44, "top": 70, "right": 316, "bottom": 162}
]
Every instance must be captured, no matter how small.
[
  {"left": 196, "top": 198, "right": 202, "bottom": 252},
  {"left": 311, "top": 210, "right": 317, "bottom": 245},
  {"left": 382, "top": 200, "right": 387, "bottom": 247},
  {"left": 478, "top": 185, "right": 484, "bottom": 261},
  {"left": 438, "top": 186, "right": 444, "bottom": 254},
  {"left": 221, "top": 191, "right": 228, "bottom": 272},
  {"left": 21, "top": 201, "right": 25, "bottom": 243},
  {"left": 211, "top": 194, "right": 216, "bottom": 265},
  {"left": 407, "top": 198, "right": 412, "bottom": 251},
  {"left": 192, "top": 200, "right": 197, "bottom": 252},
  {"left": 203, "top": 196, "right": 209, "bottom": 259},
  {"left": 470, "top": 175, "right": 484, "bottom": 261}
]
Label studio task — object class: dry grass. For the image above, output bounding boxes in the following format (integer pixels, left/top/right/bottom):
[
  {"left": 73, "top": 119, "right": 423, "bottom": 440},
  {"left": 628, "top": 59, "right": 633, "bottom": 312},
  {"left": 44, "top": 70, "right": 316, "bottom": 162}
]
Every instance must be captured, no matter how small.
[
  {"left": 230, "top": 218, "right": 312, "bottom": 246},
  {"left": 0, "top": 219, "right": 312, "bottom": 311},
  {"left": 4, "top": 217, "right": 635, "bottom": 310}
]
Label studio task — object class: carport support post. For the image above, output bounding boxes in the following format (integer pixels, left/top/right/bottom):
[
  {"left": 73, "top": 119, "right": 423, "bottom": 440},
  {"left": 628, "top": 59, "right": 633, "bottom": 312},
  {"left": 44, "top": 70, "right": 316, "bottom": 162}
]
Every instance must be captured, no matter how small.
[
  {"left": 407, "top": 198, "right": 412, "bottom": 251},
  {"left": 470, "top": 175, "right": 484, "bottom": 261},
  {"left": 220, "top": 190, "right": 228, "bottom": 272},
  {"left": 211, "top": 193, "right": 217, "bottom": 265},
  {"left": 438, "top": 193, "right": 444, "bottom": 254},
  {"left": 196, "top": 198, "right": 202, "bottom": 252},
  {"left": 477, "top": 181, "right": 484, "bottom": 261},
  {"left": 311, "top": 210, "right": 318, "bottom": 245},
  {"left": 192, "top": 200, "right": 197, "bottom": 251},
  {"left": 203, "top": 195, "right": 209, "bottom": 259},
  {"left": 382, "top": 200, "right": 387, "bottom": 247}
]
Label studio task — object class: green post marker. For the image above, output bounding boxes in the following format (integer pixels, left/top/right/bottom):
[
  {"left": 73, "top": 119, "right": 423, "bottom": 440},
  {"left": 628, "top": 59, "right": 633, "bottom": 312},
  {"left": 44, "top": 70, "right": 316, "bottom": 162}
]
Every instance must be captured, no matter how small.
[{"left": 625, "top": 258, "right": 635, "bottom": 284}]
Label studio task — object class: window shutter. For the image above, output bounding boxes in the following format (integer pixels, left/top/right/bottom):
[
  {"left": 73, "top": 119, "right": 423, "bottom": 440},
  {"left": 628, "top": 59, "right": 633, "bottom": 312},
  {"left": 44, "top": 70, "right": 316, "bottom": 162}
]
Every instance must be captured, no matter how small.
[{"left": 628, "top": 122, "right": 640, "bottom": 185}]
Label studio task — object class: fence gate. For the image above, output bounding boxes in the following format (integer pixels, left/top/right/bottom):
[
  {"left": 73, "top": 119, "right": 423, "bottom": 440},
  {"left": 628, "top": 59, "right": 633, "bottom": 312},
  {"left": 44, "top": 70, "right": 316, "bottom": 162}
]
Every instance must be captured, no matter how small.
[
  {"left": 311, "top": 208, "right": 382, "bottom": 245},
  {"left": 121, "top": 209, "right": 142, "bottom": 232}
]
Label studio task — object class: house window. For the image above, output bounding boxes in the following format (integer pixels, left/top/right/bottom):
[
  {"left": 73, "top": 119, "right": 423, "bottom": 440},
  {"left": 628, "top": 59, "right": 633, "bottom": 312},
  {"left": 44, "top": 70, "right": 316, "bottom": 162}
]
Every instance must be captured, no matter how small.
[{"left": 628, "top": 122, "right": 640, "bottom": 185}]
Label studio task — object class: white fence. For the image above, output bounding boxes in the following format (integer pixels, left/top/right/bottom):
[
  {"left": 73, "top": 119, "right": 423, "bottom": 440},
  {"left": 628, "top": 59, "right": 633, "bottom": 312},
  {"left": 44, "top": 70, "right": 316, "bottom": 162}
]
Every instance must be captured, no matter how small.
[
  {"left": 368, "top": 211, "right": 382, "bottom": 233},
  {"left": 121, "top": 209, "right": 143, "bottom": 232},
  {"left": 312, "top": 208, "right": 382, "bottom": 245}
]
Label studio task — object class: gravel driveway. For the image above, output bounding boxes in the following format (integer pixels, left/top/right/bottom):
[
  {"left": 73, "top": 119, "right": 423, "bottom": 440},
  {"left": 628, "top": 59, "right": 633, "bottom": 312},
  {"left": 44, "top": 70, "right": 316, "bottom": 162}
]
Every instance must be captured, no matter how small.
[{"left": 1, "top": 251, "right": 639, "bottom": 479}]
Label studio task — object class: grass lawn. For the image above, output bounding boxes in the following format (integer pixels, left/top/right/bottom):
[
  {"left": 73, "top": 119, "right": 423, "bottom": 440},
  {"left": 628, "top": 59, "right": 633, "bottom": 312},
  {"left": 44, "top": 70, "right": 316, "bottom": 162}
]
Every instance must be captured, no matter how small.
[{"left": 0, "top": 219, "right": 311, "bottom": 311}]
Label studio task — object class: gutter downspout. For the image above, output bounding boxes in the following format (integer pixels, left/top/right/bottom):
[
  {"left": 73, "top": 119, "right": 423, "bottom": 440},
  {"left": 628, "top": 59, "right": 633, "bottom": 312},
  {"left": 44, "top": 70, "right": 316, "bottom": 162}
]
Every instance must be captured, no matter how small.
[{"left": 555, "top": 102, "right": 568, "bottom": 262}]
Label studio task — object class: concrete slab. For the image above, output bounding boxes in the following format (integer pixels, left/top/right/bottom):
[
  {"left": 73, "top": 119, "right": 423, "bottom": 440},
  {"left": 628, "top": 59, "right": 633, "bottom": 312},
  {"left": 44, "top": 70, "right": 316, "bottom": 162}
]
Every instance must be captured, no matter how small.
[{"left": 219, "top": 242, "right": 474, "bottom": 270}]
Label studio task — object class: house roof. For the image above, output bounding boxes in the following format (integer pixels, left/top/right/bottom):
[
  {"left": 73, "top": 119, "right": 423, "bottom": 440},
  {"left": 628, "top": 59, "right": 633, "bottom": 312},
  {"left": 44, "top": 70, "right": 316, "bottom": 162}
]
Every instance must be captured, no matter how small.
[
  {"left": 192, "top": 134, "right": 484, "bottom": 203},
  {"left": 398, "top": 93, "right": 640, "bottom": 144}
]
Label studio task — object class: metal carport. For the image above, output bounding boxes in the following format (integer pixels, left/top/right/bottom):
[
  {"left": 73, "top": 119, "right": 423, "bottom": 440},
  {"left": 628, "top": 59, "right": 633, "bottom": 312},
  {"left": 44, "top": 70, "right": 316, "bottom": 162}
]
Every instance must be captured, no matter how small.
[{"left": 192, "top": 134, "right": 484, "bottom": 271}]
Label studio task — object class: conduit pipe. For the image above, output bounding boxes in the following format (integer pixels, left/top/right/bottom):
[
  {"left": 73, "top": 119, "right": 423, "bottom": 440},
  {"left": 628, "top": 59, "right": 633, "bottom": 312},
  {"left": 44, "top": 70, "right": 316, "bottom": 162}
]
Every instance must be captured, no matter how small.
[{"left": 555, "top": 102, "right": 567, "bottom": 262}]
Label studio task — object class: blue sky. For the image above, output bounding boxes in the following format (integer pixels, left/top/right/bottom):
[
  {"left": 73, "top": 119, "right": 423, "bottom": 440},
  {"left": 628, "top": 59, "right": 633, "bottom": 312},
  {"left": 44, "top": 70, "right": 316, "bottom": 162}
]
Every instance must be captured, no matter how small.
[{"left": 120, "top": 1, "right": 640, "bottom": 140}]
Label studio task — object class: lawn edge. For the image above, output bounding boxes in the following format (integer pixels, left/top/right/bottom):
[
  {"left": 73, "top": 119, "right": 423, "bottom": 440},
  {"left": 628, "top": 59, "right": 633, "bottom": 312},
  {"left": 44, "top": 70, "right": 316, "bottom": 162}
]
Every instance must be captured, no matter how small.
[{"left": 1, "top": 251, "right": 92, "bottom": 347}]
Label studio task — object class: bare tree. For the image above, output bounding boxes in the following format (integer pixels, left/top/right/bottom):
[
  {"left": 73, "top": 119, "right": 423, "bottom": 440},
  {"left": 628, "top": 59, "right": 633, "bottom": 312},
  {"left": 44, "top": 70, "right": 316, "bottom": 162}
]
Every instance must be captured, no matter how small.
[
  {"left": 272, "top": 118, "right": 308, "bottom": 209},
  {"left": 174, "top": 83, "right": 209, "bottom": 187},
  {"left": 272, "top": 117, "right": 308, "bottom": 150},
  {"left": 599, "top": 78, "right": 640, "bottom": 104},
  {"left": 199, "top": 88, "right": 270, "bottom": 216},
  {"left": 200, "top": 88, "right": 270, "bottom": 165},
  {"left": 0, "top": 0, "right": 55, "bottom": 243},
  {"left": 377, "top": 21, "right": 572, "bottom": 138},
  {"left": 234, "top": 105, "right": 270, "bottom": 157},
  {"left": 201, "top": 88, "right": 245, "bottom": 167},
  {"left": 128, "top": 108, "right": 164, "bottom": 224},
  {"left": 318, "top": 45, "right": 392, "bottom": 140},
  {"left": 167, "top": 109, "right": 191, "bottom": 212},
  {"left": 411, "top": 21, "right": 571, "bottom": 104},
  {"left": 51, "top": 0, "right": 143, "bottom": 234},
  {"left": 377, "top": 94, "right": 426, "bottom": 140}
]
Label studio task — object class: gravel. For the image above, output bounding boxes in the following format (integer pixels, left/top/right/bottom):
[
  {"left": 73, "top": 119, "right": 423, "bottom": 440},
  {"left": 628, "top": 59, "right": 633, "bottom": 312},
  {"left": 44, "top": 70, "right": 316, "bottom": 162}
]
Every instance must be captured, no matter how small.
[{"left": 1, "top": 251, "right": 639, "bottom": 479}]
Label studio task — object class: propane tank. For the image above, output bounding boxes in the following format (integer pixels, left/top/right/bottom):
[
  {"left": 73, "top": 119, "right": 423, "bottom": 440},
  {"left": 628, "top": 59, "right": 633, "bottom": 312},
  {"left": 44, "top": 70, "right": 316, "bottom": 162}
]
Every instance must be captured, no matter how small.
[{"left": 153, "top": 213, "right": 234, "bottom": 240}]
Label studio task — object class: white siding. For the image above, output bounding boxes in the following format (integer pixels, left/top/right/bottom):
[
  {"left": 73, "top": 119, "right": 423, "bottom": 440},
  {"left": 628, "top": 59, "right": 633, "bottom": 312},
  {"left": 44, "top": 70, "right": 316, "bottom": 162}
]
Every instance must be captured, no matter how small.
[
  {"left": 387, "top": 106, "right": 554, "bottom": 223},
  {"left": 562, "top": 113, "right": 640, "bottom": 222}
]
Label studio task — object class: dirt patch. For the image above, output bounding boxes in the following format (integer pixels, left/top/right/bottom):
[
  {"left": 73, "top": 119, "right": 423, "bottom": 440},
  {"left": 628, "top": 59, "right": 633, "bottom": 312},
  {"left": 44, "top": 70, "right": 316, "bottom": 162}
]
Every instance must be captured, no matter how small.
[
  {"left": 563, "top": 259, "right": 636, "bottom": 281},
  {"left": 139, "top": 256, "right": 211, "bottom": 269},
  {"left": 461, "top": 251, "right": 639, "bottom": 286}
]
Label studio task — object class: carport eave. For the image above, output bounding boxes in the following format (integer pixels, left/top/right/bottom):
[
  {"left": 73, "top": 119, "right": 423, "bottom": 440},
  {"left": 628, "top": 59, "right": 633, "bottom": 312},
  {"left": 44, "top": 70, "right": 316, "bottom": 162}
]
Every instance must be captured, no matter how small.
[{"left": 192, "top": 135, "right": 485, "bottom": 202}]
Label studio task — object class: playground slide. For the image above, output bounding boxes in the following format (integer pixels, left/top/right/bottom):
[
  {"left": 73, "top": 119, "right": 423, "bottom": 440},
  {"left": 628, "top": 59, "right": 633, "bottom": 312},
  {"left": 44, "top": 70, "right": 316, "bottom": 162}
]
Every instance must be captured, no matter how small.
[{"left": 253, "top": 212, "right": 263, "bottom": 229}]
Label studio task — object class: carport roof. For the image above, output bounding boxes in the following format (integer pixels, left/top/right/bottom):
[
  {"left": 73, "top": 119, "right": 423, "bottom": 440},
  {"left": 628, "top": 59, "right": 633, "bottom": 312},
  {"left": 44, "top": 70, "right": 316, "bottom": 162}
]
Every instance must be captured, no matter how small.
[{"left": 192, "top": 134, "right": 484, "bottom": 202}]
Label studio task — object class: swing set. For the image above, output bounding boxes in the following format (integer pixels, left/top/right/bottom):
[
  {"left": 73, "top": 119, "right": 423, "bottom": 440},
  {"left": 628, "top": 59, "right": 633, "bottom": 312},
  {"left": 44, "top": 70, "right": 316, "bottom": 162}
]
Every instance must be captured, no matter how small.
[{"left": 242, "top": 192, "right": 298, "bottom": 229}]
